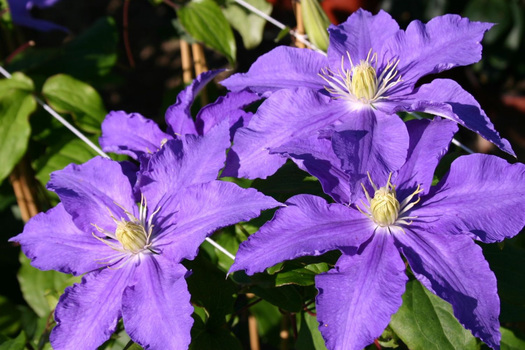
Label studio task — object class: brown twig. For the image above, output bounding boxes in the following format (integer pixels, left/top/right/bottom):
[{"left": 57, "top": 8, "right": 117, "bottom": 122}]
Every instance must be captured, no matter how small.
[
  {"left": 303, "top": 305, "right": 317, "bottom": 317},
  {"left": 162, "top": 0, "right": 179, "bottom": 10},
  {"left": 5, "top": 40, "right": 35, "bottom": 64},
  {"left": 123, "top": 0, "right": 135, "bottom": 68}
]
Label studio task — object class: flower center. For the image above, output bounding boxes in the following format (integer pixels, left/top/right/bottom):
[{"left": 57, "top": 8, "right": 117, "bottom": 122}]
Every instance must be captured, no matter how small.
[
  {"left": 319, "top": 49, "right": 401, "bottom": 106},
  {"left": 92, "top": 195, "right": 161, "bottom": 264},
  {"left": 369, "top": 182, "right": 400, "bottom": 227},
  {"left": 115, "top": 221, "right": 149, "bottom": 254},
  {"left": 357, "top": 173, "right": 422, "bottom": 232},
  {"left": 351, "top": 60, "right": 378, "bottom": 102}
]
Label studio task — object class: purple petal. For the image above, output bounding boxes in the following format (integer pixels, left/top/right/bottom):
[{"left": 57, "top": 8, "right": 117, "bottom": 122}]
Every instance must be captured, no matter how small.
[
  {"left": 394, "top": 118, "right": 457, "bottom": 198},
  {"left": 196, "top": 90, "right": 261, "bottom": 136},
  {"left": 165, "top": 69, "right": 225, "bottom": 135},
  {"left": 412, "top": 154, "right": 525, "bottom": 243},
  {"left": 316, "top": 233, "right": 407, "bottom": 350},
  {"left": 271, "top": 136, "right": 351, "bottom": 204},
  {"left": 50, "top": 266, "right": 134, "bottom": 350},
  {"left": 47, "top": 157, "right": 137, "bottom": 234},
  {"left": 122, "top": 257, "right": 192, "bottom": 350},
  {"left": 395, "top": 229, "right": 501, "bottom": 349},
  {"left": 31, "top": 0, "right": 62, "bottom": 7},
  {"left": 331, "top": 109, "right": 409, "bottom": 203},
  {"left": 8, "top": 0, "right": 68, "bottom": 32},
  {"left": 222, "top": 88, "right": 344, "bottom": 179},
  {"left": 221, "top": 47, "right": 328, "bottom": 93},
  {"left": 384, "top": 15, "right": 492, "bottom": 89},
  {"left": 139, "top": 120, "right": 230, "bottom": 207},
  {"left": 402, "top": 79, "right": 514, "bottom": 155},
  {"left": 154, "top": 180, "right": 280, "bottom": 262},
  {"left": 100, "top": 111, "right": 172, "bottom": 160},
  {"left": 230, "top": 194, "right": 374, "bottom": 275},
  {"left": 10, "top": 203, "right": 114, "bottom": 276},
  {"left": 327, "top": 9, "right": 400, "bottom": 69}
]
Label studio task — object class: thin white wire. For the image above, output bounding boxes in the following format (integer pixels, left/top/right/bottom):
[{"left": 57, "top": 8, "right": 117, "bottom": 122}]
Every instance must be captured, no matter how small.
[
  {"left": 0, "top": 65, "right": 235, "bottom": 260},
  {"left": 233, "top": 0, "right": 326, "bottom": 55},
  {"left": 204, "top": 237, "right": 236, "bottom": 260},
  {"left": 0, "top": 65, "right": 11, "bottom": 78}
]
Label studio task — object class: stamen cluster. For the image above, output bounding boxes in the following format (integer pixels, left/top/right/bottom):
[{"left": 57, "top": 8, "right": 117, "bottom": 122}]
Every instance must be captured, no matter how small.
[
  {"left": 319, "top": 49, "right": 401, "bottom": 106},
  {"left": 357, "top": 173, "right": 422, "bottom": 232},
  {"left": 92, "top": 195, "right": 161, "bottom": 266}
]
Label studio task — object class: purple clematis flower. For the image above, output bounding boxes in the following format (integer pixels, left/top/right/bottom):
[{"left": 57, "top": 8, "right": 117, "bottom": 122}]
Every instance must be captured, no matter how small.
[
  {"left": 230, "top": 117, "right": 525, "bottom": 350},
  {"left": 11, "top": 122, "right": 280, "bottom": 350},
  {"left": 7, "top": 0, "right": 68, "bottom": 32},
  {"left": 100, "top": 69, "right": 261, "bottom": 161},
  {"left": 221, "top": 9, "right": 513, "bottom": 179}
]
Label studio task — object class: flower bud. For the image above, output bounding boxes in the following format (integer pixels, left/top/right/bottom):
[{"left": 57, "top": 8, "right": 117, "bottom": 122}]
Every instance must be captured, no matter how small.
[{"left": 301, "top": 0, "right": 330, "bottom": 52}]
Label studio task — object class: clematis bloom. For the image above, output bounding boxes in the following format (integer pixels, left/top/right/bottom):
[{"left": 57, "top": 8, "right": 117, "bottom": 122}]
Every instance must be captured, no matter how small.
[
  {"left": 221, "top": 9, "right": 513, "bottom": 179},
  {"left": 231, "top": 118, "right": 525, "bottom": 350},
  {"left": 11, "top": 122, "right": 280, "bottom": 350},
  {"left": 100, "top": 69, "right": 260, "bottom": 161}
]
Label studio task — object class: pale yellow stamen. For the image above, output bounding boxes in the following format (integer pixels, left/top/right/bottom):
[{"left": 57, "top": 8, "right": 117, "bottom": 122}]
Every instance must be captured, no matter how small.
[
  {"left": 115, "top": 221, "right": 148, "bottom": 254},
  {"left": 357, "top": 172, "right": 422, "bottom": 233},
  {"left": 91, "top": 195, "right": 161, "bottom": 267},
  {"left": 319, "top": 49, "right": 402, "bottom": 106}
]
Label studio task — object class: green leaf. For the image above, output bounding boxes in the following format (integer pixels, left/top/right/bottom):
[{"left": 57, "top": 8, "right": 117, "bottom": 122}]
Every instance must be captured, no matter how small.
[
  {"left": 33, "top": 137, "right": 100, "bottom": 187},
  {"left": 42, "top": 74, "right": 107, "bottom": 134},
  {"left": 190, "top": 327, "right": 242, "bottom": 350},
  {"left": 249, "top": 299, "right": 282, "bottom": 346},
  {"left": 483, "top": 242, "right": 525, "bottom": 322},
  {"left": 250, "top": 285, "right": 303, "bottom": 312},
  {"left": 296, "top": 312, "right": 328, "bottom": 350},
  {"left": 273, "top": 262, "right": 329, "bottom": 287},
  {"left": 464, "top": 0, "right": 512, "bottom": 44},
  {"left": 0, "top": 72, "right": 33, "bottom": 94},
  {"left": 178, "top": 0, "right": 236, "bottom": 64},
  {"left": 252, "top": 160, "right": 328, "bottom": 203},
  {"left": 0, "top": 296, "right": 21, "bottom": 335},
  {"left": 123, "top": 342, "right": 143, "bottom": 350},
  {"left": 185, "top": 254, "right": 236, "bottom": 328},
  {"left": 0, "top": 73, "right": 36, "bottom": 184},
  {"left": 223, "top": 0, "right": 272, "bottom": 49},
  {"left": 274, "top": 27, "right": 291, "bottom": 43},
  {"left": 501, "top": 327, "right": 525, "bottom": 350},
  {"left": 389, "top": 280, "right": 479, "bottom": 350},
  {"left": 17, "top": 253, "right": 81, "bottom": 318},
  {"left": 8, "top": 17, "right": 118, "bottom": 79},
  {"left": 0, "top": 331, "right": 26, "bottom": 350}
]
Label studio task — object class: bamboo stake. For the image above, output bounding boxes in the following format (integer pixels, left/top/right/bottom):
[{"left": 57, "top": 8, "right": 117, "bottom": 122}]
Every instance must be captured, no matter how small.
[
  {"left": 191, "top": 43, "right": 208, "bottom": 76},
  {"left": 10, "top": 158, "right": 40, "bottom": 222},
  {"left": 293, "top": 1, "right": 306, "bottom": 48},
  {"left": 280, "top": 312, "right": 290, "bottom": 350},
  {"left": 180, "top": 39, "right": 193, "bottom": 84},
  {"left": 247, "top": 293, "right": 260, "bottom": 350},
  {"left": 191, "top": 43, "right": 209, "bottom": 105}
]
